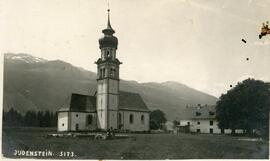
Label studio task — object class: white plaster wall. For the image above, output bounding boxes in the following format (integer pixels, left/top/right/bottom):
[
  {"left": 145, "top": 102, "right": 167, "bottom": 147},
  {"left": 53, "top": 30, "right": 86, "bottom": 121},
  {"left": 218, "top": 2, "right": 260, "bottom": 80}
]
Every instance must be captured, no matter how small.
[
  {"left": 224, "top": 129, "right": 232, "bottom": 134},
  {"left": 108, "top": 79, "right": 118, "bottom": 93},
  {"left": 180, "top": 120, "right": 192, "bottom": 126},
  {"left": 224, "top": 129, "right": 243, "bottom": 134},
  {"left": 108, "top": 111, "right": 118, "bottom": 129},
  {"left": 108, "top": 95, "right": 118, "bottom": 110},
  {"left": 70, "top": 112, "right": 97, "bottom": 131},
  {"left": 58, "top": 112, "right": 68, "bottom": 132},
  {"left": 97, "top": 95, "right": 107, "bottom": 110},
  {"left": 97, "top": 80, "right": 108, "bottom": 94},
  {"left": 121, "top": 111, "right": 149, "bottom": 131},
  {"left": 97, "top": 80, "right": 108, "bottom": 130},
  {"left": 97, "top": 110, "right": 107, "bottom": 129},
  {"left": 235, "top": 129, "right": 244, "bottom": 134},
  {"left": 190, "top": 120, "right": 221, "bottom": 134},
  {"left": 180, "top": 119, "right": 244, "bottom": 134}
]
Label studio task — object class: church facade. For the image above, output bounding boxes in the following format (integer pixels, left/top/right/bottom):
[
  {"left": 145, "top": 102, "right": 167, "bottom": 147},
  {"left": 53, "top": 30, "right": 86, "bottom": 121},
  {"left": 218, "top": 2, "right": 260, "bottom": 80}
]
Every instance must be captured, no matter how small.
[{"left": 57, "top": 10, "right": 150, "bottom": 132}]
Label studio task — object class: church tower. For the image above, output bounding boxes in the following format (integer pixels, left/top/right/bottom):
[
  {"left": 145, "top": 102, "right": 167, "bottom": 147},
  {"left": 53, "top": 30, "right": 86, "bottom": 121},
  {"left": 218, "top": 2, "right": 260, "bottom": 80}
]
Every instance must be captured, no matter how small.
[{"left": 95, "top": 9, "right": 121, "bottom": 130}]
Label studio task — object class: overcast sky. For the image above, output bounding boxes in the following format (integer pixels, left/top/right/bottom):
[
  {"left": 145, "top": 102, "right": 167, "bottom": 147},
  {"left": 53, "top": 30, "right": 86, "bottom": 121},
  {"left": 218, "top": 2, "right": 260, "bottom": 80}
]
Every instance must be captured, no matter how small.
[{"left": 1, "top": 0, "right": 270, "bottom": 97}]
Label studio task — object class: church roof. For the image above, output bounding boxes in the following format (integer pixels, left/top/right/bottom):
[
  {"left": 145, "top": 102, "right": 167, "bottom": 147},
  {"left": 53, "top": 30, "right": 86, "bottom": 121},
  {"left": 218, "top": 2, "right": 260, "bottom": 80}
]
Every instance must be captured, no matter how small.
[
  {"left": 119, "top": 91, "right": 150, "bottom": 112},
  {"left": 58, "top": 93, "right": 96, "bottom": 113},
  {"left": 57, "top": 91, "right": 150, "bottom": 113},
  {"left": 180, "top": 105, "right": 216, "bottom": 120}
]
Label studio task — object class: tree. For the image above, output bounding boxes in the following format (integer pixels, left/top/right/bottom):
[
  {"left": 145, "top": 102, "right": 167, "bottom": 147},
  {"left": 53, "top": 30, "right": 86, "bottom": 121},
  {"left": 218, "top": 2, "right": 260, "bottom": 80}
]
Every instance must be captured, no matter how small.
[
  {"left": 150, "top": 110, "right": 167, "bottom": 130},
  {"left": 3, "top": 108, "right": 23, "bottom": 127},
  {"left": 216, "top": 78, "right": 270, "bottom": 136},
  {"left": 24, "top": 111, "right": 38, "bottom": 127}
]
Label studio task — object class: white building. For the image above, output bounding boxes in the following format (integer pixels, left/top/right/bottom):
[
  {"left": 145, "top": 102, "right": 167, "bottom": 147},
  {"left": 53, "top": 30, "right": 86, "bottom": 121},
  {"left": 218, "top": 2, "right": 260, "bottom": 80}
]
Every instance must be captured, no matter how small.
[
  {"left": 178, "top": 105, "right": 243, "bottom": 134},
  {"left": 57, "top": 9, "right": 150, "bottom": 132}
]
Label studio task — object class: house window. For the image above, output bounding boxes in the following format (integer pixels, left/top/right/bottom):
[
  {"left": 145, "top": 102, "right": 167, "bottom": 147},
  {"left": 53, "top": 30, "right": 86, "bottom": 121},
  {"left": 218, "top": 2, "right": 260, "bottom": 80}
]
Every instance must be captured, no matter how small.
[
  {"left": 87, "top": 115, "right": 93, "bottom": 124},
  {"left": 141, "top": 115, "right": 144, "bottom": 124},
  {"left": 209, "top": 111, "right": 215, "bottom": 116},
  {"left": 210, "top": 128, "right": 213, "bottom": 134},
  {"left": 196, "top": 112, "right": 201, "bottom": 116},
  {"left": 62, "top": 123, "right": 64, "bottom": 126},
  {"left": 76, "top": 114, "right": 78, "bottom": 117},
  {"left": 129, "top": 114, "right": 134, "bottom": 124},
  {"left": 197, "top": 121, "right": 200, "bottom": 125},
  {"left": 187, "top": 122, "right": 190, "bottom": 125},
  {"left": 210, "top": 121, "right": 213, "bottom": 126},
  {"left": 197, "top": 129, "right": 200, "bottom": 133}
]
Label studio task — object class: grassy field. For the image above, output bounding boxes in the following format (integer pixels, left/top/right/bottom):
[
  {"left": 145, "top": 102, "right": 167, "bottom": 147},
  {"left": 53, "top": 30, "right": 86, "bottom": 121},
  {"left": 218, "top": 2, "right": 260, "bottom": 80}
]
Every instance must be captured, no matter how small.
[{"left": 2, "top": 127, "right": 269, "bottom": 159}]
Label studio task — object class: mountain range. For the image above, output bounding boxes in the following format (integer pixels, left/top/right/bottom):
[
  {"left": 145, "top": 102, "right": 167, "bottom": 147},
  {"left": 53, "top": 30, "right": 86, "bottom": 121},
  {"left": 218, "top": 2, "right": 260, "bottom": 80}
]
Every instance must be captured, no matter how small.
[{"left": 3, "top": 53, "right": 218, "bottom": 120}]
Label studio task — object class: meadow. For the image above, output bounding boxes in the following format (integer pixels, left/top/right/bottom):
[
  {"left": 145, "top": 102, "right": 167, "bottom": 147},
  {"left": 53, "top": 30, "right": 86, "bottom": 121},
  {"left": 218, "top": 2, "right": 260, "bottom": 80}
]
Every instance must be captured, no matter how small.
[{"left": 2, "top": 127, "right": 268, "bottom": 159}]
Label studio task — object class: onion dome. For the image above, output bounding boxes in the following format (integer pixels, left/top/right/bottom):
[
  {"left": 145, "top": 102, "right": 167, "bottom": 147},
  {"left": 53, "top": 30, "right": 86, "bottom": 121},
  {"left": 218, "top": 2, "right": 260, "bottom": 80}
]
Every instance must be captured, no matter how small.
[{"left": 99, "top": 9, "right": 118, "bottom": 49}]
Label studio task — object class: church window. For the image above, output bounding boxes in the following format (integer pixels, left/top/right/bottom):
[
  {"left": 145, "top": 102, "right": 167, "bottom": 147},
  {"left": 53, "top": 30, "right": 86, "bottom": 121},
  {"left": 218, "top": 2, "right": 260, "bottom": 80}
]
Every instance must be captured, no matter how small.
[
  {"left": 110, "top": 68, "right": 115, "bottom": 77},
  {"left": 99, "top": 69, "right": 102, "bottom": 78},
  {"left": 102, "top": 68, "right": 106, "bottom": 77},
  {"left": 107, "top": 51, "right": 110, "bottom": 57},
  {"left": 100, "top": 98, "right": 102, "bottom": 106},
  {"left": 118, "top": 113, "right": 122, "bottom": 123},
  {"left": 141, "top": 115, "right": 144, "bottom": 124},
  {"left": 129, "top": 114, "right": 134, "bottom": 124},
  {"left": 87, "top": 115, "right": 93, "bottom": 124}
]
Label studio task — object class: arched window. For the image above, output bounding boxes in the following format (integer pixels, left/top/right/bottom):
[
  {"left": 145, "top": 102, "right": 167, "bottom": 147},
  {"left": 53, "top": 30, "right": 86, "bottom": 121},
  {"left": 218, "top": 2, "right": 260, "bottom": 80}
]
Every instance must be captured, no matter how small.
[
  {"left": 99, "top": 69, "right": 102, "bottom": 78},
  {"left": 102, "top": 68, "right": 105, "bottom": 77},
  {"left": 110, "top": 68, "right": 115, "bottom": 77},
  {"left": 87, "top": 115, "right": 93, "bottom": 124},
  {"left": 129, "top": 114, "right": 134, "bottom": 124},
  {"left": 107, "top": 51, "right": 110, "bottom": 57},
  {"left": 118, "top": 113, "right": 122, "bottom": 123},
  {"left": 141, "top": 115, "right": 144, "bottom": 124}
]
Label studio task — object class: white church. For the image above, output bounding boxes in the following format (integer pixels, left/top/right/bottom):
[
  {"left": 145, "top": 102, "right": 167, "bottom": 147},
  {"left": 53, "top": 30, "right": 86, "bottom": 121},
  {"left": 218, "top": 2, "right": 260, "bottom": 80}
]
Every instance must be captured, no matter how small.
[{"left": 57, "top": 9, "right": 150, "bottom": 132}]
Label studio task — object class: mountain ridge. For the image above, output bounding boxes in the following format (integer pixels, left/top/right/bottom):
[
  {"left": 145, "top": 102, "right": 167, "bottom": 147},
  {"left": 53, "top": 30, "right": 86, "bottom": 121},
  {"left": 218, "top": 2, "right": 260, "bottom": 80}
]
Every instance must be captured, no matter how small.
[{"left": 3, "top": 53, "right": 218, "bottom": 120}]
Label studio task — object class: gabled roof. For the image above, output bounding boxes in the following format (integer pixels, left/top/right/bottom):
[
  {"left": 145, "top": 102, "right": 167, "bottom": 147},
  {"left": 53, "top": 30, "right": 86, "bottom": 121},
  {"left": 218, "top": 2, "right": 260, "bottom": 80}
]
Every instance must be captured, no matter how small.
[
  {"left": 181, "top": 105, "right": 216, "bottom": 120},
  {"left": 119, "top": 91, "right": 150, "bottom": 112},
  {"left": 58, "top": 93, "right": 96, "bottom": 112},
  {"left": 70, "top": 93, "right": 96, "bottom": 112}
]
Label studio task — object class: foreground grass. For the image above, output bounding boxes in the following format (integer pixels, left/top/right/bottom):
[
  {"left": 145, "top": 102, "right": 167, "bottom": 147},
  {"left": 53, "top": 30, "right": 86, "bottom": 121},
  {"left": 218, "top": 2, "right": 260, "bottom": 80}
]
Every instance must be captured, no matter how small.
[{"left": 2, "top": 127, "right": 269, "bottom": 159}]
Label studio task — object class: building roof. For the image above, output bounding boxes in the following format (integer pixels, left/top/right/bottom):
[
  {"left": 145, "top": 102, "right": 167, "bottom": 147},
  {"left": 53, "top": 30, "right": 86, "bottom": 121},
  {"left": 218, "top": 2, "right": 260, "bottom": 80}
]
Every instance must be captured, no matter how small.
[
  {"left": 180, "top": 105, "right": 216, "bottom": 120},
  {"left": 119, "top": 91, "right": 150, "bottom": 112},
  {"left": 58, "top": 91, "right": 150, "bottom": 113},
  {"left": 58, "top": 93, "right": 96, "bottom": 113}
]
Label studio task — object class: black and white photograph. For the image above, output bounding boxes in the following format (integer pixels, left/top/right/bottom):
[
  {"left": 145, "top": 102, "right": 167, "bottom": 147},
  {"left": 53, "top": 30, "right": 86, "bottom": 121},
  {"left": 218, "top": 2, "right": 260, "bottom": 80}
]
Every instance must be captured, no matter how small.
[{"left": 1, "top": 0, "right": 270, "bottom": 159}]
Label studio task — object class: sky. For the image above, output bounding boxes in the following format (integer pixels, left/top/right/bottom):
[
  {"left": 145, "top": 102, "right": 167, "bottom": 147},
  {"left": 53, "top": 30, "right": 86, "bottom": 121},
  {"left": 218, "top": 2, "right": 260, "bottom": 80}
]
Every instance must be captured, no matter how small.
[{"left": 1, "top": 0, "right": 270, "bottom": 97}]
